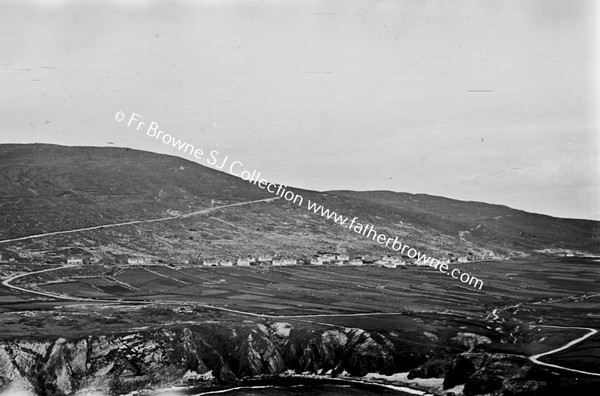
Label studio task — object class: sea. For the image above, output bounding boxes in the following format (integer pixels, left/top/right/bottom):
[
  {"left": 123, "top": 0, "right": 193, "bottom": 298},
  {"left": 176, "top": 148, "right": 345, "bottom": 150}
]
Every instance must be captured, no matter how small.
[{"left": 150, "top": 377, "right": 429, "bottom": 396}]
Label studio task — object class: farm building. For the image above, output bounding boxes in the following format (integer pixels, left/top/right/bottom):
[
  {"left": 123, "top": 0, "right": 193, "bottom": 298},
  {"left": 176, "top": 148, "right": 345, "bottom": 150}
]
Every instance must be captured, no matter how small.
[
  {"left": 219, "top": 260, "right": 234, "bottom": 267},
  {"left": 66, "top": 258, "right": 83, "bottom": 265},
  {"left": 202, "top": 260, "right": 218, "bottom": 267},
  {"left": 348, "top": 258, "right": 363, "bottom": 266},
  {"left": 336, "top": 254, "right": 350, "bottom": 262}
]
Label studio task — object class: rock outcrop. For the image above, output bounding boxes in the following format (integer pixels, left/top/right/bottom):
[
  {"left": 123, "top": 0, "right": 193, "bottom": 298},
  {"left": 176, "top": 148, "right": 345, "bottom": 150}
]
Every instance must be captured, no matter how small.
[{"left": 0, "top": 323, "right": 598, "bottom": 396}]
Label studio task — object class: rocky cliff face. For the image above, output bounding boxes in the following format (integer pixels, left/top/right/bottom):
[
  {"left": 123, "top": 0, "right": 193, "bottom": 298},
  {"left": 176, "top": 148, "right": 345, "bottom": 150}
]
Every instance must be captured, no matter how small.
[
  {"left": 0, "top": 323, "right": 418, "bottom": 395},
  {"left": 0, "top": 322, "right": 597, "bottom": 396}
]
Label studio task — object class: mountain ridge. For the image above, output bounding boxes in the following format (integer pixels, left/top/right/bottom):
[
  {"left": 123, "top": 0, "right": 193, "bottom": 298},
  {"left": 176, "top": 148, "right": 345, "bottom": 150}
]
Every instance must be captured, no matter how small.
[{"left": 0, "top": 143, "right": 597, "bottom": 263}]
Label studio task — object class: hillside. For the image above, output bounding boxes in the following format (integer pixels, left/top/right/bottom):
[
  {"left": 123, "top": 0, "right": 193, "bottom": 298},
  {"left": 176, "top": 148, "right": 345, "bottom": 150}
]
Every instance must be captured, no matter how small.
[
  {"left": 0, "top": 143, "right": 272, "bottom": 239},
  {"left": 0, "top": 144, "right": 597, "bottom": 263},
  {"left": 329, "top": 191, "right": 600, "bottom": 255}
]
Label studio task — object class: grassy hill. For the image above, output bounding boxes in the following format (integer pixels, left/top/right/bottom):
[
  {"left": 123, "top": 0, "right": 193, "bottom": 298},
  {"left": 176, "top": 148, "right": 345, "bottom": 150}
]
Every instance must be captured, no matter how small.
[
  {"left": 0, "top": 143, "right": 597, "bottom": 263},
  {"left": 329, "top": 190, "right": 600, "bottom": 255},
  {"left": 0, "top": 143, "right": 272, "bottom": 238}
]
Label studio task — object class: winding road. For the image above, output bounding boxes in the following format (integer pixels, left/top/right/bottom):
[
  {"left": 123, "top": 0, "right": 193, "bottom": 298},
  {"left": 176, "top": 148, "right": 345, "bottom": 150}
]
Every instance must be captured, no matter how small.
[
  {"left": 1, "top": 264, "right": 84, "bottom": 301},
  {"left": 4, "top": 264, "right": 599, "bottom": 377},
  {"left": 529, "top": 325, "right": 600, "bottom": 377},
  {"left": 1, "top": 192, "right": 598, "bottom": 378},
  {"left": 486, "top": 302, "right": 600, "bottom": 376}
]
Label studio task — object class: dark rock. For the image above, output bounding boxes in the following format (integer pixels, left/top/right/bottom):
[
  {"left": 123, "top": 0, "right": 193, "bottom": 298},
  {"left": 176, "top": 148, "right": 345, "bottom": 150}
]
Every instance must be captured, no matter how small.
[{"left": 443, "top": 354, "right": 475, "bottom": 389}]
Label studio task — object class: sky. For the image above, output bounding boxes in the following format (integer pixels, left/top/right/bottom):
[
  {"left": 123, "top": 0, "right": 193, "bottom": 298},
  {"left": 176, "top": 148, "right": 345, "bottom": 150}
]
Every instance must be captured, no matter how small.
[{"left": 0, "top": 0, "right": 598, "bottom": 220}]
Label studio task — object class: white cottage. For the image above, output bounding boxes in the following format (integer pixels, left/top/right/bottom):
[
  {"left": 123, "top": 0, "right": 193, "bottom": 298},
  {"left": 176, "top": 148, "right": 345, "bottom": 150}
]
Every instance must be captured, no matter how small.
[
  {"left": 237, "top": 258, "right": 251, "bottom": 266},
  {"left": 310, "top": 257, "right": 323, "bottom": 265},
  {"left": 127, "top": 257, "right": 149, "bottom": 265}
]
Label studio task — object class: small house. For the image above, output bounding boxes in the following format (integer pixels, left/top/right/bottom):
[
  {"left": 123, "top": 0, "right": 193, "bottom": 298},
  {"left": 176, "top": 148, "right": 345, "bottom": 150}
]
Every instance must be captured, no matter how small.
[
  {"left": 237, "top": 258, "right": 251, "bottom": 266},
  {"left": 219, "top": 260, "right": 234, "bottom": 267},
  {"left": 310, "top": 257, "right": 323, "bottom": 265},
  {"left": 320, "top": 254, "right": 336, "bottom": 263},
  {"left": 257, "top": 255, "right": 272, "bottom": 263},
  {"left": 127, "top": 258, "right": 149, "bottom": 265},
  {"left": 67, "top": 258, "right": 83, "bottom": 265},
  {"left": 272, "top": 258, "right": 295, "bottom": 266},
  {"left": 202, "top": 260, "right": 218, "bottom": 267}
]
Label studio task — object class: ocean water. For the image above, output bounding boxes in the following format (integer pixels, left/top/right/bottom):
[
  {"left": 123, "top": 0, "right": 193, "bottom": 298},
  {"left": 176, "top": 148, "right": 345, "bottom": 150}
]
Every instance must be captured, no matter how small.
[
  {"left": 183, "top": 378, "right": 424, "bottom": 396},
  {"left": 199, "top": 384, "right": 414, "bottom": 396},
  {"left": 191, "top": 384, "right": 415, "bottom": 395}
]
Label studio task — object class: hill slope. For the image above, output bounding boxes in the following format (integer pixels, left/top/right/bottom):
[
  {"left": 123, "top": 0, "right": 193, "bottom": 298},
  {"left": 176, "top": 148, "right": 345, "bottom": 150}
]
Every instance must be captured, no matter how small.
[
  {"left": 329, "top": 190, "right": 600, "bottom": 255},
  {"left": 0, "top": 144, "right": 597, "bottom": 263}
]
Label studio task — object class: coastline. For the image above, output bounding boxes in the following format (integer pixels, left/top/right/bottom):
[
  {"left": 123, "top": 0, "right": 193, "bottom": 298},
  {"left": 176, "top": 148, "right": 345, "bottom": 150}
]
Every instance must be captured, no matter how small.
[{"left": 127, "top": 371, "right": 464, "bottom": 396}]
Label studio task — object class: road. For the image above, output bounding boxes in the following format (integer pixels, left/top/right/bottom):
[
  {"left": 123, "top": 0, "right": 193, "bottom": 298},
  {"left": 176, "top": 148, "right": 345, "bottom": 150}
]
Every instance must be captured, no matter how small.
[
  {"left": 1, "top": 268, "right": 432, "bottom": 319},
  {"left": 3, "top": 256, "right": 599, "bottom": 377},
  {"left": 0, "top": 196, "right": 280, "bottom": 244},
  {"left": 529, "top": 325, "right": 600, "bottom": 377},
  {"left": 487, "top": 302, "right": 600, "bottom": 376},
  {"left": 1, "top": 265, "right": 84, "bottom": 301}
]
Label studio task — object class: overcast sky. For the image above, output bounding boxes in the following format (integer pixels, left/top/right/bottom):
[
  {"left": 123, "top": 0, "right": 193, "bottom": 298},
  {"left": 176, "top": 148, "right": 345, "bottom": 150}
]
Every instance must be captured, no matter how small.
[{"left": 1, "top": 0, "right": 598, "bottom": 220}]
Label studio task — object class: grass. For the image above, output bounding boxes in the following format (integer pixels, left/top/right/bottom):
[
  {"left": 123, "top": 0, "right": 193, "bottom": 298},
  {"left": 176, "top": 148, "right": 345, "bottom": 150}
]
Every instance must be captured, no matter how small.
[
  {"left": 1, "top": 256, "right": 599, "bottom": 375},
  {"left": 539, "top": 333, "right": 600, "bottom": 372}
]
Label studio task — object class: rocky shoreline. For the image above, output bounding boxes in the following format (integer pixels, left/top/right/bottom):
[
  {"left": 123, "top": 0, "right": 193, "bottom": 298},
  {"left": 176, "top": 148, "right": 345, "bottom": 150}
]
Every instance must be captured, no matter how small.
[{"left": 1, "top": 323, "right": 599, "bottom": 396}]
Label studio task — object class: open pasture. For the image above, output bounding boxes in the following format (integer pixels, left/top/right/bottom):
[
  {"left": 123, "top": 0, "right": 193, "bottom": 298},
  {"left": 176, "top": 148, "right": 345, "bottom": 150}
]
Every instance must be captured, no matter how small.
[
  {"left": 12, "top": 257, "right": 596, "bottom": 322},
  {"left": 1, "top": 258, "right": 599, "bottom": 376}
]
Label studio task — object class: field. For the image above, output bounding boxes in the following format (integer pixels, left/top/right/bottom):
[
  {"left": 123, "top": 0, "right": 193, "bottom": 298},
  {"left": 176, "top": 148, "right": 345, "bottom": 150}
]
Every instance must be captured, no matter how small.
[
  {"left": 7, "top": 257, "right": 597, "bottom": 316},
  {"left": 1, "top": 256, "right": 599, "bottom": 378},
  {"left": 539, "top": 332, "right": 600, "bottom": 372}
]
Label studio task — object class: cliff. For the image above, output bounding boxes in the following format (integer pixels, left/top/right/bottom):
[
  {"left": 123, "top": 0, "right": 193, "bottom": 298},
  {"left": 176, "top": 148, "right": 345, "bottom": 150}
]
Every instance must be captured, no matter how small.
[{"left": 1, "top": 322, "right": 597, "bottom": 396}]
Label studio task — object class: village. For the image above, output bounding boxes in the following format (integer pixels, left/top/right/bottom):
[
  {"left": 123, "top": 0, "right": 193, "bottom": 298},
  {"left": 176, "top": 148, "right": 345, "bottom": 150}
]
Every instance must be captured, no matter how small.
[{"left": 53, "top": 251, "right": 493, "bottom": 268}]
